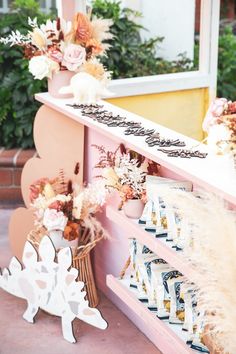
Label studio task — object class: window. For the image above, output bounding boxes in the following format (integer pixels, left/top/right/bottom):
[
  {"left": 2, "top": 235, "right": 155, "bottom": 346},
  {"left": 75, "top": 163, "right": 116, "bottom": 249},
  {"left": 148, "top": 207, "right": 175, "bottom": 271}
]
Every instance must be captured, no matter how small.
[
  {"left": 0, "top": 0, "right": 54, "bottom": 13},
  {"left": 108, "top": 0, "right": 220, "bottom": 100}
]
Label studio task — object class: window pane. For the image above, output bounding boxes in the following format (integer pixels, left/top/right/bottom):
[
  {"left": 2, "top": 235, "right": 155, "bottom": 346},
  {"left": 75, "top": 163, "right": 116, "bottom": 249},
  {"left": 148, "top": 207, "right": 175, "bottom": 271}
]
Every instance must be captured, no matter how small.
[
  {"left": 121, "top": 0, "right": 200, "bottom": 76},
  {"left": 39, "top": 0, "right": 46, "bottom": 8}
]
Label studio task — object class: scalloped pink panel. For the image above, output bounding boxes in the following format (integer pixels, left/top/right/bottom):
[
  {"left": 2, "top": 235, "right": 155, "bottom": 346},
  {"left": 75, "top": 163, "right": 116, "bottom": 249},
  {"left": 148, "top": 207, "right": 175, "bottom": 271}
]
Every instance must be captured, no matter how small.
[
  {"left": 9, "top": 208, "right": 35, "bottom": 260},
  {"left": 9, "top": 105, "right": 84, "bottom": 259}
]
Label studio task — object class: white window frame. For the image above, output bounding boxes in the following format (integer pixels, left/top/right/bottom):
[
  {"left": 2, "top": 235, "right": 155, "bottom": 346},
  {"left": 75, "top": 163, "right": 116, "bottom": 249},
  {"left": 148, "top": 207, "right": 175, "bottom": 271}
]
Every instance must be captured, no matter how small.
[
  {"left": 57, "top": 0, "right": 220, "bottom": 100},
  {"left": 108, "top": 0, "right": 220, "bottom": 101}
]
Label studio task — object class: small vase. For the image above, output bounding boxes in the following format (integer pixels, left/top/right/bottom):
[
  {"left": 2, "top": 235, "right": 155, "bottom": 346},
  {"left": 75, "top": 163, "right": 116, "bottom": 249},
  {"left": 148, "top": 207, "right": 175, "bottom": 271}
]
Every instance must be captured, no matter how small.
[
  {"left": 123, "top": 199, "right": 145, "bottom": 219},
  {"left": 47, "top": 70, "right": 74, "bottom": 98},
  {"left": 48, "top": 230, "right": 78, "bottom": 250}
]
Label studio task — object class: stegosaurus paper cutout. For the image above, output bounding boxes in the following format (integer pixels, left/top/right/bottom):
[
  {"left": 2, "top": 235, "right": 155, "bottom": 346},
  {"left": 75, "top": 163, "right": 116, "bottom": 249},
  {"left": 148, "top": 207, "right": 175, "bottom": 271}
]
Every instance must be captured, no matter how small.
[{"left": 0, "top": 236, "right": 107, "bottom": 343}]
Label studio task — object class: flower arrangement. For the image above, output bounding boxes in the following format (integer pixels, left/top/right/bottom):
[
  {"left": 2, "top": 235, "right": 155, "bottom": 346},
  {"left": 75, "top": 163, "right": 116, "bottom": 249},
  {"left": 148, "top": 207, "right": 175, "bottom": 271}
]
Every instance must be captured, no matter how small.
[
  {"left": 0, "top": 13, "right": 112, "bottom": 82},
  {"left": 29, "top": 165, "right": 108, "bottom": 247},
  {"left": 93, "top": 144, "right": 160, "bottom": 204},
  {"left": 203, "top": 97, "right": 236, "bottom": 156}
]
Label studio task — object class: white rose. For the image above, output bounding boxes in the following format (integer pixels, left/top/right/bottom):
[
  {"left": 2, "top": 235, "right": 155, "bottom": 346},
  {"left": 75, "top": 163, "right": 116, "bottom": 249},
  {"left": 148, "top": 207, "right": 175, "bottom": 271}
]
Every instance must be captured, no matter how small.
[
  {"left": 73, "top": 193, "right": 84, "bottom": 219},
  {"left": 43, "top": 208, "right": 68, "bottom": 231},
  {"left": 207, "top": 124, "right": 231, "bottom": 154},
  {"left": 29, "top": 55, "right": 60, "bottom": 80}
]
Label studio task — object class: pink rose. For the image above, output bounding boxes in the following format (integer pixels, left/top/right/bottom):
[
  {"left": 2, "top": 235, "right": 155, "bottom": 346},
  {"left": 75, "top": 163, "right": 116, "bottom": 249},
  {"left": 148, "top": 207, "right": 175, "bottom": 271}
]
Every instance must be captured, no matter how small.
[
  {"left": 62, "top": 44, "right": 86, "bottom": 71},
  {"left": 202, "top": 98, "right": 228, "bottom": 132},
  {"left": 48, "top": 48, "right": 63, "bottom": 63}
]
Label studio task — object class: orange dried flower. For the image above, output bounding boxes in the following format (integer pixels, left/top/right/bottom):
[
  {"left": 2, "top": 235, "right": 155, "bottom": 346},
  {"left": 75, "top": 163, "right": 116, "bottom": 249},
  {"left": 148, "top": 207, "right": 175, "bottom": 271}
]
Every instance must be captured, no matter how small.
[
  {"left": 86, "top": 38, "right": 103, "bottom": 56},
  {"left": 119, "top": 185, "right": 134, "bottom": 202},
  {"left": 63, "top": 221, "right": 79, "bottom": 241},
  {"left": 29, "top": 177, "right": 51, "bottom": 202},
  {"left": 73, "top": 12, "right": 92, "bottom": 44},
  {"left": 79, "top": 59, "right": 106, "bottom": 81}
]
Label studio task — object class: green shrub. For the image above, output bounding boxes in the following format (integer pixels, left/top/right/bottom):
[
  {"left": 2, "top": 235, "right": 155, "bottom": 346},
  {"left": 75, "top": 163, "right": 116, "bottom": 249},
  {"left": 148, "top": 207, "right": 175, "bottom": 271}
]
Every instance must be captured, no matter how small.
[
  {"left": 217, "top": 25, "right": 236, "bottom": 100},
  {"left": 0, "top": 0, "right": 50, "bottom": 148}
]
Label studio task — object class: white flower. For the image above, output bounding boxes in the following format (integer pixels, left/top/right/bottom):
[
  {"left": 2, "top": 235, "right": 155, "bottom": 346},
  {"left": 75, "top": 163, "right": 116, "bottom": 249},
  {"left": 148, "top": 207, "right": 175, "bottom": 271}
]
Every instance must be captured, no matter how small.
[
  {"left": 31, "top": 28, "right": 47, "bottom": 49},
  {"left": 207, "top": 124, "right": 232, "bottom": 154},
  {"left": 29, "top": 55, "right": 60, "bottom": 80},
  {"left": 40, "top": 19, "right": 58, "bottom": 35},
  {"left": 39, "top": 19, "right": 71, "bottom": 43},
  {"left": 43, "top": 208, "right": 68, "bottom": 231},
  {"left": 43, "top": 183, "right": 55, "bottom": 200},
  {"left": 28, "top": 17, "right": 38, "bottom": 28},
  {"left": 73, "top": 193, "right": 84, "bottom": 219},
  {"left": 114, "top": 154, "right": 146, "bottom": 197},
  {"left": 31, "top": 194, "right": 47, "bottom": 210},
  {"left": 46, "top": 194, "right": 71, "bottom": 206},
  {"left": 60, "top": 18, "right": 72, "bottom": 36},
  {"left": 202, "top": 98, "right": 228, "bottom": 132},
  {"left": 83, "top": 180, "right": 107, "bottom": 207},
  {"left": 0, "top": 30, "right": 30, "bottom": 46}
]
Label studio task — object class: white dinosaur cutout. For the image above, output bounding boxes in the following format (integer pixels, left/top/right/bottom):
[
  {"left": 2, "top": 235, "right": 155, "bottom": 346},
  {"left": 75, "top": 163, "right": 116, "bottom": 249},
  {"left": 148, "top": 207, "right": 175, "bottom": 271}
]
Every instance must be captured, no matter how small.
[
  {"left": 59, "top": 72, "right": 113, "bottom": 104},
  {"left": 0, "top": 236, "right": 107, "bottom": 343}
]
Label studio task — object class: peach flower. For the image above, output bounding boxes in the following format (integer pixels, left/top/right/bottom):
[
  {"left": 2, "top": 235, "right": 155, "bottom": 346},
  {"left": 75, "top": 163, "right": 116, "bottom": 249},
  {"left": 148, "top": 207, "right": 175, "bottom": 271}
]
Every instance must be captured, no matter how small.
[
  {"left": 63, "top": 221, "right": 79, "bottom": 241},
  {"left": 119, "top": 185, "right": 134, "bottom": 202},
  {"left": 73, "top": 12, "right": 92, "bottom": 44},
  {"left": 86, "top": 38, "right": 103, "bottom": 55},
  {"left": 202, "top": 98, "right": 228, "bottom": 132},
  {"left": 31, "top": 28, "right": 47, "bottom": 49},
  {"left": 102, "top": 167, "right": 119, "bottom": 188},
  {"left": 29, "top": 178, "right": 51, "bottom": 202}
]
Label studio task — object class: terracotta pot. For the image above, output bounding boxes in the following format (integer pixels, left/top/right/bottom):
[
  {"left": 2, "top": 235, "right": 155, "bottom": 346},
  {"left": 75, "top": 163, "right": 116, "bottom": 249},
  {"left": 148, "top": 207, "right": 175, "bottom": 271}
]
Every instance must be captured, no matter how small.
[
  {"left": 48, "top": 230, "right": 78, "bottom": 250},
  {"left": 123, "top": 199, "right": 144, "bottom": 219},
  {"left": 47, "top": 70, "right": 74, "bottom": 98}
]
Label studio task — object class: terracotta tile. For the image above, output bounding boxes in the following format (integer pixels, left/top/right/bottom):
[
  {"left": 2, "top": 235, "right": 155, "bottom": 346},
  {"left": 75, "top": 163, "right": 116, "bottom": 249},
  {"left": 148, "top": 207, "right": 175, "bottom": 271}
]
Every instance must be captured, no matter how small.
[
  {"left": 0, "top": 149, "right": 19, "bottom": 167},
  {"left": 16, "top": 149, "right": 36, "bottom": 167},
  {"left": 0, "top": 169, "right": 13, "bottom": 186}
]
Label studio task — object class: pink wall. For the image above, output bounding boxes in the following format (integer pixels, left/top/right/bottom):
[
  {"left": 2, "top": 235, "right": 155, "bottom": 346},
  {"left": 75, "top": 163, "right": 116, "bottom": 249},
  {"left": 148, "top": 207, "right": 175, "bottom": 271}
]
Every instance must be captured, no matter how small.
[{"left": 84, "top": 127, "right": 130, "bottom": 282}]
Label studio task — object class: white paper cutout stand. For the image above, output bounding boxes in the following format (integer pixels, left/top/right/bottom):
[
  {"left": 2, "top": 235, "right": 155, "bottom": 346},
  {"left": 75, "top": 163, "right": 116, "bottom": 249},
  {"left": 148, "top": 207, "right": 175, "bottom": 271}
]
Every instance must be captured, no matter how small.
[{"left": 0, "top": 236, "right": 107, "bottom": 343}]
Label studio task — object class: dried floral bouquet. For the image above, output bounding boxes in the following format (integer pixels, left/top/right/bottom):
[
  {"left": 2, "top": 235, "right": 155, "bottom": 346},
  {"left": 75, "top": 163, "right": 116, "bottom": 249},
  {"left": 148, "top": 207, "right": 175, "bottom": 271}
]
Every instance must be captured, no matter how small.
[
  {"left": 29, "top": 164, "right": 108, "bottom": 250},
  {"left": 203, "top": 97, "right": 236, "bottom": 157},
  {"left": 0, "top": 12, "right": 112, "bottom": 83},
  {"left": 93, "top": 144, "right": 160, "bottom": 206}
]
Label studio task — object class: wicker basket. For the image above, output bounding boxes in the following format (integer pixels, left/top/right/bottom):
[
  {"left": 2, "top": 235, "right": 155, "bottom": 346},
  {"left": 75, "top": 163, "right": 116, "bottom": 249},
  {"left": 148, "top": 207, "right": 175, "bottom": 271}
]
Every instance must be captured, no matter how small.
[{"left": 27, "top": 226, "right": 103, "bottom": 308}]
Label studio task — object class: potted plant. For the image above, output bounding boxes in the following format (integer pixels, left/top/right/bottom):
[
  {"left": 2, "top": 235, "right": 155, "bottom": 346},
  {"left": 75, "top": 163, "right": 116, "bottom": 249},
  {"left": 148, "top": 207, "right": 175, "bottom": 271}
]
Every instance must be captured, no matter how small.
[
  {"left": 29, "top": 165, "right": 108, "bottom": 250},
  {"left": 93, "top": 144, "right": 159, "bottom": 219},
  {"left": 203, "top": 97, "right": 236, "bottom": 174},
  {"left": 0, "top": 13, "right": 112, "bottom": 97}
]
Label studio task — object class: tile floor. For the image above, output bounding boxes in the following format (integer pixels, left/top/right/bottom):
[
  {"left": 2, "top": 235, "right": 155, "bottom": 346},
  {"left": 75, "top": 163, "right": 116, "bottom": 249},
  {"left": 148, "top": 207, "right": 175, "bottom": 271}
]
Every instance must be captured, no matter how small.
[{"left": 0, "top": 208, "right": 161, "bottom": 354}]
